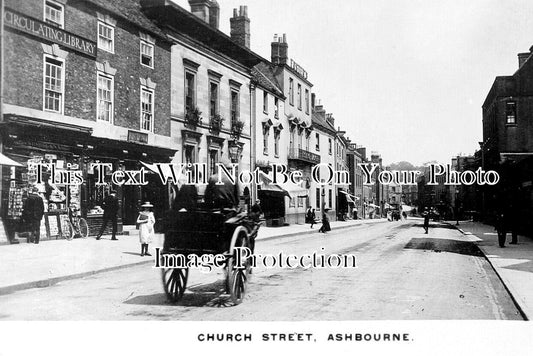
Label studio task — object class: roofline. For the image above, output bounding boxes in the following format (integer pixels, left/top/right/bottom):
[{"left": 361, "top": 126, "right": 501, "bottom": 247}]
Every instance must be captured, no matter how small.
[
  {"left": 142, "top": 0, "right": 269, "bottom": 67},
  {"left": 79, "top": 0, "right": 171, "bottom": 44}
]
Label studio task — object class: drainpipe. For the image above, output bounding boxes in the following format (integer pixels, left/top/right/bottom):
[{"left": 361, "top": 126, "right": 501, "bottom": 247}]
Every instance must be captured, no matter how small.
[{"left": 249, "top": 81, "right": 256, "bottom": 205}]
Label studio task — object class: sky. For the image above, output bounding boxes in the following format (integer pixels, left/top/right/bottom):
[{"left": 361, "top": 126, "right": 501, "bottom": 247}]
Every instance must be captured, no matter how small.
[{"left": 172, "top": 0, "right": 533, "bottom": 166}]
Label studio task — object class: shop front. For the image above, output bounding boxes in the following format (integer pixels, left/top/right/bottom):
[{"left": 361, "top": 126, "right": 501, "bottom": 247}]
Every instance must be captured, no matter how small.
[{"left": 0, "top": 116, "right": 175, "bottom": 243}]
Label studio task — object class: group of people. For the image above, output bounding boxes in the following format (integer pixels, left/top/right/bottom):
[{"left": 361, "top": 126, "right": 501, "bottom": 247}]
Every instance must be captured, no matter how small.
[{"left": 305, "top": 207, "right": 331, "bottom": 233}]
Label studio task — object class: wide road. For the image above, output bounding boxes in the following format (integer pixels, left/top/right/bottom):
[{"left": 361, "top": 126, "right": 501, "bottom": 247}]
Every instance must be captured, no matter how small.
[{"left": 0, "top": 219, "right": 523, "bottom": 320}]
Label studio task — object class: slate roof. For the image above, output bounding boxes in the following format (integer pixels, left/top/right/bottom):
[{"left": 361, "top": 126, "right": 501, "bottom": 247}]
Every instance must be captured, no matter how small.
[
  {"left": 84, "top": 0, "right": 168, "bottom": 40},
  {"left": 252, "top": 62, "right": 284, "bottom": 97},
  {"left": 312, "top": 111, "right": 336, "bottom": 135}
]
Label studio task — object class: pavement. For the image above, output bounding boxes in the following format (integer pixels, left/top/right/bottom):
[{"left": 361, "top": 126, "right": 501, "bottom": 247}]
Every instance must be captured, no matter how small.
[
  {"left": 445, "top": 220, "right": 533, "bottom": 320},
  {"left": 0, "top": 217, "right": 386, "bottom": 295}
]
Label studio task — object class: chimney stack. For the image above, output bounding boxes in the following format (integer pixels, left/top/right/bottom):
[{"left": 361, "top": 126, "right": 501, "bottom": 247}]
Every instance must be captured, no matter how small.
[
  {"left": 188, "top": 0, "right": 219, "bottom": 29},
  {"left": 271, "top": 33, "right": 288, "bottom": 66},
  {"left": 518, "top": 47, "right": 533, "bottom": 69},
  {"left": 230, "top": 5, "right": 250, "bottom": 48},
  {"left": 209, "top": 0, "right": 219, "bottom": 29}
]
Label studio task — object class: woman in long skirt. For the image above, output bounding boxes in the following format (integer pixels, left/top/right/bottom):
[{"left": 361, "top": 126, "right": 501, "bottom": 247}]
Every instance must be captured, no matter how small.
[
  {"left": 318, "top": 208, "right": 331, "bottom": 233},
  {"left": 137, "top": 202, "right": 155, "bottom": 256}
]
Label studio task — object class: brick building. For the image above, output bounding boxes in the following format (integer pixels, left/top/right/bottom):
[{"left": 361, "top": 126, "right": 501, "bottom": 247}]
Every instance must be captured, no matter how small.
[
  {"left": 481, "top": 45, "right": 533, "bottom": 231},
  {"left": 0, "top": 0, "right": 174, "bottom": 243}
]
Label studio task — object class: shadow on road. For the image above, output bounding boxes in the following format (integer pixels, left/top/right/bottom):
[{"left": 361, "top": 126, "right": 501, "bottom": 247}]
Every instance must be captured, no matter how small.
[
  {"left": 404, "top": 238, "right": 484, "bottom": 257},
  {"left": 411, "top": 223, "right": 458, "bottom": 230},
  {"left": 124, "top": 279, "right": 235, "bottom": 308}
]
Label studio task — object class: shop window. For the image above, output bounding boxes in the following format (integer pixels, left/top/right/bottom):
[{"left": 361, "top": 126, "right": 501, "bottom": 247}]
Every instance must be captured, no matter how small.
[
  {"left": 230, "top": 89, "right": 240, "bottom": 121},
  {"left": 97, "top": 73, "right": 113, "bottom": 123},
  {"left": 185, "top": 71, "right": 196, "bottom": 112},
  {"left": 44, "top": 56, "right": 64, "bottom": 113},
  {"left": 506, "top": 101, "right": 516, "bottom": 124},
  {"left": 98, "top": 22, "right": 114, "bottom": 53},
  {"left": 140, "top": 40, "right": 154, "bottom": 68},
  {"left": 140, "top": 87, "right": 154, "bottom": 132},
  {"left": 298, "top": 197, "right": 304, "bottom": 207},
  {"left": 44, "top": 0, "right": 64, "bottom": 28},
  {"left": 209, "top": 81, "right": 219, "bottom": 118}
]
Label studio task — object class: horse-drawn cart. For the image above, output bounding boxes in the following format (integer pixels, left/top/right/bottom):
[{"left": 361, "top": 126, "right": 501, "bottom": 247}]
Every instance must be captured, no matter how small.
[{"left": 160, "top": 209, "right": 259, "bottom": 305}]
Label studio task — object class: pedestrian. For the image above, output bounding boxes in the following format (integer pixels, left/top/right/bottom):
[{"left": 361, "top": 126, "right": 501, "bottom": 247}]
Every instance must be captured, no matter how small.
[
  {"left": 318, "top": 209, "right": 331, "bottom": 233},
  {"left": 204, "top": 159, "right": 239, "bottom": 211},
  {"left": 310, "top": 208, "right": 316, "bottom": 228},
  {"left": 96, "top": 190, "right": 119, "bottom": 240},
  {"left": 423, "top": 209, "right": 430, "bottom": 234},
  {"left": 250, "top": 199, "right": 262, "bottom": 222},
  {"left": 495, "top": 212, "right": 506, "bottom": 248},
  {"left": 508, "top": 209, "right": 519, "bottom": 245},
  {"left": 21, "top": 186, "right": 44, "bottom": 244},
  {"left": 305, "top": 207, "right": 312, "bottom": 224},
  {"left": 137, "top": 202, "right": 155, "bottom": 256}
]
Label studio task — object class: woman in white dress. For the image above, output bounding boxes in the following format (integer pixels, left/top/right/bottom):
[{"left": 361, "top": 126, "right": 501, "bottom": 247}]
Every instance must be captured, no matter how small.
[{"left": 137, "top": 202, "right": 155, "bottom": 256}]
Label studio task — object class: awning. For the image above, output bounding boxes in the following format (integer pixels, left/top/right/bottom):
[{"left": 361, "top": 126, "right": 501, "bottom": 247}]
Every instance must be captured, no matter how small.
[
  {"left": 257, "top": 172, "right": 308, "bottom": 199},
  {"left": 0, "top": 153, "right": 23, "bottom": 167},
  {"left": 279, "top": 181, "right": 308, "bottom": 198},
  {"left": 259, "top": 183, "right": 290, "bottom": 198},
  {"left": 340, "top": 190, "right": 359, "bottom": 200}
]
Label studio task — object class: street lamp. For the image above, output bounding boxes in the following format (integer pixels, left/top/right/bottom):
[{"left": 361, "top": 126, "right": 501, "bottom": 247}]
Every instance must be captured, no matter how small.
[{"left": 228, "top": 140, "right": 243, "bottom": 164}]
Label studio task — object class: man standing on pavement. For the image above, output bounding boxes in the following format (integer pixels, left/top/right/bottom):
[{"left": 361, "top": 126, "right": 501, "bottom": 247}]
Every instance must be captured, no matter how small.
[
  {"left": 22, "top": 186, "right": 44, "bottom": 244},
  {"left": 423, "top": 209, "right": 430, "bottom": 234},
  {"left": 250, "top": 199, "right": 262, "bottom": 222},
  {"left": 96, "top": 190, "right": 119, "bottom": 240}
]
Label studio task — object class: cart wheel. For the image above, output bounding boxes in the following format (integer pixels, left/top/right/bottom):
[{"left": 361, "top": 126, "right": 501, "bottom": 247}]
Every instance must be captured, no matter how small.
[
  {"left": 226, "top": 233, "right": 250, "bottom": 305},
  {"left": 162, "top": 267, "right": 188, "bottom": 302},
  {"left": 78, "top": 218, "right": 89, "bottom": 238}
]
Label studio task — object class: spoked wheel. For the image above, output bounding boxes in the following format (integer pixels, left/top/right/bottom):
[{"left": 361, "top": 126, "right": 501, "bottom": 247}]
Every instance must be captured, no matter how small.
[
  {"left": 226, "top": 233, "right": 251, "bottom": 305},
  {"left": 162, "top": 267, "right": 189, "bottom": 302},
  {"left": 63, "top": 222, "right": 73, "bottom": 241},
  {"left": 78, "top": 218, "right": 89, "bottom": 238}
]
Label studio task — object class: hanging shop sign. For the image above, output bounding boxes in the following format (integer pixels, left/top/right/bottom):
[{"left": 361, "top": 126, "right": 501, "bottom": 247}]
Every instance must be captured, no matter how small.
[{"left": 4, "top": 8, "right": 97, "bottom": 58}]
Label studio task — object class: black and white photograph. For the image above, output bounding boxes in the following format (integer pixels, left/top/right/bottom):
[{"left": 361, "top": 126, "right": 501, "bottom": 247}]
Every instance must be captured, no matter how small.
[{"left": 0, "top": 0, "right": 533, "bottom": 354}]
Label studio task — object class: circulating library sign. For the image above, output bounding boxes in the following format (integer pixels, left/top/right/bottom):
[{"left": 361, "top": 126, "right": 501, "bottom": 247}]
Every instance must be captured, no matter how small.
[{"left": 4, "top": 8, "right": 97, "bottom": 58}]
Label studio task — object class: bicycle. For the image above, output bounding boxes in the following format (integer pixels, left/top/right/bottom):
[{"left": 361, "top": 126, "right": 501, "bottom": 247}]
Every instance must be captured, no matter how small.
[{"left": 63, "top": 207, "right": 89, "bottom": 240}]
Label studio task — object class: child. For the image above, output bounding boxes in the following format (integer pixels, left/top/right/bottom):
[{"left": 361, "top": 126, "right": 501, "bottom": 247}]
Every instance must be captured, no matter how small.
[{"left": 137, "top": 202, "right": 155, "bottom": 256}]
